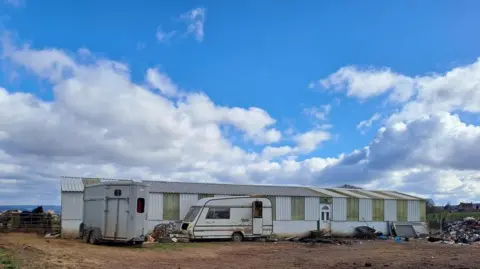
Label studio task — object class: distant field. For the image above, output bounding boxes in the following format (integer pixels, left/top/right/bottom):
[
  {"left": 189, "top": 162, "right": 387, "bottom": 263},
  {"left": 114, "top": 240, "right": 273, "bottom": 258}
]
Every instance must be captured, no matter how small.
[{"left": 427, "top": 211, "right": 480, "bottom": 221}]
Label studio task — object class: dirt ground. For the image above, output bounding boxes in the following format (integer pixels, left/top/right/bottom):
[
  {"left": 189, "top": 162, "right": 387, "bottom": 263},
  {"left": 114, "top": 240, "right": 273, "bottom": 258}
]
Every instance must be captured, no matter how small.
[{"left": 1, "top": 233, "right": 480, "bottom": 269}]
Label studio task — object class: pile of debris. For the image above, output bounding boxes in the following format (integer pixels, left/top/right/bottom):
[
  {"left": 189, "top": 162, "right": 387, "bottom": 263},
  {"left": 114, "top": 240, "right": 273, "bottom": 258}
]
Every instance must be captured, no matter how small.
[
  {"left": 147, "top": 222, "right": 178, "bottom": 242},
  {"left": 286, "top": 230, "right": 352, "bottom": 245},
  {"left": 428, "top": 217, "right": 480, "bottom": 245}
]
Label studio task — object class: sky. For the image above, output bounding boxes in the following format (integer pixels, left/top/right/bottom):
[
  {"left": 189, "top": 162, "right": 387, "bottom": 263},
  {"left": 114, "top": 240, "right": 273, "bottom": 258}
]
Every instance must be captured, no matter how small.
[{"left": 1, "top": 0, "right": 480, "bottom": 206}]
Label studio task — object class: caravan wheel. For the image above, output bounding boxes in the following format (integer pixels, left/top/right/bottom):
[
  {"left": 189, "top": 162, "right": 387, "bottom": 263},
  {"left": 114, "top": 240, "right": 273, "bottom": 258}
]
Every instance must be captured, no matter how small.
[{"left": 232, "top": 232, "right": 243, "bottom": 242}]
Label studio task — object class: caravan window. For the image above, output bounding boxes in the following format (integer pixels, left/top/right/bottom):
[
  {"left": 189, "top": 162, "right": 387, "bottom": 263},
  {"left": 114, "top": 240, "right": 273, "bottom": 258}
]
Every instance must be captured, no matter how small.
[
  {"left": 137, "top": 198, "right": 145, "bottom": 213},
  {"left": 184, "top": 206, "right": 201, "bottom": 222},
  {"left": 206, "top": 207, "right": 230, "bottom": 219}
]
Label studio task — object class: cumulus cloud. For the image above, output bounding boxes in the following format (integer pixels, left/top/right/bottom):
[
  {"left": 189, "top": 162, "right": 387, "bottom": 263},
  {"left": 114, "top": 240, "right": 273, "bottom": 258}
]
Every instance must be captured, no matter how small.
[
  {"left": 180, "top": 7, "right": 206, "bottom": 42},
  {"left": 0, "top": 37, "right": 333, "bottom": 204},
  {"left": 357, "top": 113, "right": 381, "bottom": 132}
]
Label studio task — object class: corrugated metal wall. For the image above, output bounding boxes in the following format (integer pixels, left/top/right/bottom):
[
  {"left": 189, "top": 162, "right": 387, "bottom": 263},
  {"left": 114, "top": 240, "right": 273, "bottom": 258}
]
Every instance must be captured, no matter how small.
[
  {"left": 332, "top": 197, "right": 347, "bottom": 221},
  {"left": 407, "top": 200, "right": 420, "bottom": 221},
  {"left": 148, "top": 193, "right": 163, "bottom": 221},
  {"left": 276, "top": 196, "right": 291, "bottom": 220},
  {"left": 384, "top": 199, "right": 397, "bottom": 221},
  {"left": 359, "top": 199, "right": 372, "bottom": 221},
  {"left": 305, "top": 197, "right": 320, "bottom": 220},
  {"left": 180, "top": 194, "right": 199, "bottom": 219}
]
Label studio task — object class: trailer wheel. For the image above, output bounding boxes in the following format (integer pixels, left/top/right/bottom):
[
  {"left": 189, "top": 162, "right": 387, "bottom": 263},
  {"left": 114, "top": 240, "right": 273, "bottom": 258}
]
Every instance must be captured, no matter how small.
[
  {"left": 82, "top": 230, "right": 89, "bottom": 243},
  {"left": 88, "top": 231, "right": 98, "bottom": 245},
  {"left": 232, "top": 232, "right": 243, "bottom": 242}
]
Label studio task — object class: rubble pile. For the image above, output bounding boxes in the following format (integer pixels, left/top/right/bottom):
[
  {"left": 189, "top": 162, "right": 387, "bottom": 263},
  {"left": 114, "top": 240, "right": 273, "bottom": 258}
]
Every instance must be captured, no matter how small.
[
  {"left": 428, "top": 217, "right": 480, "bottom": 245},
  {"left": 147, "top": 222, "right": 178, "bottom": 242}
]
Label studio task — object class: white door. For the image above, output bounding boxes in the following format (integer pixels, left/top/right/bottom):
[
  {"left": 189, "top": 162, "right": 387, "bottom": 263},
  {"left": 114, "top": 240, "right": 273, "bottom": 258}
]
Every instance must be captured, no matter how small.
[
  {"left": 252, "top": 201, "right": 263, "bottom": 235},
  {"left": 319, "top": 204, "right": 331, "bottom": 230}
]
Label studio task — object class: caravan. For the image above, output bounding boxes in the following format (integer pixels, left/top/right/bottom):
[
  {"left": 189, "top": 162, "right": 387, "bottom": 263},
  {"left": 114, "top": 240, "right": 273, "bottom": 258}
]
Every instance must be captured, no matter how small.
[{"left": 180, "top": 196, "right": 273, "bottom": 242}]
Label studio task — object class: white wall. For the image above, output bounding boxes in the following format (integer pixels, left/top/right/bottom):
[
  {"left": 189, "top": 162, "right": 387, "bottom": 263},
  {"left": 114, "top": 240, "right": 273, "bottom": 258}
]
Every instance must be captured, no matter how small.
[
  {"left": 180, "top": 194, "right": 198, "bottom": 219},
  {"left": 359, "top": 199, "right": 372, "bottom": 221},
  {"left": 273, "top": 221, "right": 317, "bottom": 236},
  {"left": 384, "top": 199, "right": 397, "bottom": 221},
  {"left": 331, "top": 221, "right": 388, "bottom": 236},
  {"left": 305, "top": 197, "right": 320, "bottom": 220},
  {"left": 332, "top": 198, "right": 347, "bottom": 221},
  {"left": 275, "top": 196, "right": 291, "bottom": 220},
  {"left": 408, "top": 200, "right": 420, "bottom": 221}
]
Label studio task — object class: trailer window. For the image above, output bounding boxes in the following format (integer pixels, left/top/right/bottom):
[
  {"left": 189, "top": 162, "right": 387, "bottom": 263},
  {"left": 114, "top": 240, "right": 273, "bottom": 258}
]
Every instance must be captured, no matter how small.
[
  {"left": 206, "top": 207, "right": 230, "bottom": 219},
  {"left": 184, "top": 206, "right": 201, "bottom": 222},
  {"left": 253, "top": 201, "right": 263, "bottom": 218},
  {"left": 137, "top": 198, "right": 145, "bottom": 213},
  {"left": 114, "top": 189, "right": 122, "bottom": 196}
]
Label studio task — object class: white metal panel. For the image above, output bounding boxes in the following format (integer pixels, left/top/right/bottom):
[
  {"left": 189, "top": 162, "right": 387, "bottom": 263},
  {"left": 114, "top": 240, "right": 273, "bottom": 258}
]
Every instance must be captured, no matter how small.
[
  {"left": 148, "top": 193, "right": 163, "bottom": 221},
  {"left": 309, "top": 188, "right": 347, "bottom": 197},
  {"left": 384, "top": 199, "right": 397, "bottom": 221},
  {"left": 305, "top": 197, "right": 320, "bottom": 220},
  {"left": 331, "top": 221, "right": 388, "bottom": 236},
  {"left": 180, "top": 194, "right": 199, "bottom": 219},
  {"left": 408, "top": 200, "right": 420, "bottom": 221},
  {"left": 359, "top": 199, "right": 372, "bottom": 221},
  {"left": 330, "top": 188, "right": 369, "bottom": 198},
  {"left": 61, "top": 192, "right": 84, "bottom": 221},
  {"left": 332, "top": 197, "right": 347, "bottom": 221},
  {"left": 276, "top": 196, "right": 291, "bottom": 220},
  {"left": 273, "top": 221, "right": 317, "bottom": 235}
]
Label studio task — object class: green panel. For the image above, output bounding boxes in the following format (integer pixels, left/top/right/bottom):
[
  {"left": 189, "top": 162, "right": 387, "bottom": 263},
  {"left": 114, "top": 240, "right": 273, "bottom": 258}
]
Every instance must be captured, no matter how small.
[
  {"left": 163, "top": 193, "right": 180, "bottom": 220},
  {"left": 266, "top": 196, "right": 276, "bottom": 221},
  {"left": 347, "top": 198, "right": 359, "bottom": 221},
  {"left": 320, "top": 197, "right": 332, "bottom": 204},
  {"left": 397, "top": 200, "right": 408, "bottom": 221},
  {"left": 291, "top": 196, "right": 305, "bottom": 220},
  {"left": 198, "top": 194, "right": 214, "bottom": 200},
  {"left": 419, "top": 200, "right": 426, "bottom": 222},
  {"left": 372, "top": 199, "right": 384, "bottom": 221}
]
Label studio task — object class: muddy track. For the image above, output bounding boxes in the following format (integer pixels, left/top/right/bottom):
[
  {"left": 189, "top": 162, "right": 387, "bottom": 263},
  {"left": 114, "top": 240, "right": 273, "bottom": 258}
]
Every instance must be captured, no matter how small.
[{"left": 1, "top": 233, "right": 479, "bottom": 269}]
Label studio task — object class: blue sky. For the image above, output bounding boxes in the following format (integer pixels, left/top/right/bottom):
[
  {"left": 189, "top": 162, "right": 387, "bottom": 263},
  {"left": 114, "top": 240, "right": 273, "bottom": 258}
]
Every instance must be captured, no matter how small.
[{"left": 1, "top": 0, "right": 480, "bottom": 205}]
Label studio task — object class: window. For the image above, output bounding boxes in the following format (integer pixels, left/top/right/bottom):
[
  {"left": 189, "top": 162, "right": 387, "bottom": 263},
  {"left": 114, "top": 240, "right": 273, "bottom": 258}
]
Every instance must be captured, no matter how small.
[
  {"left": 163, "top": 193, "right": 180, "bottom": 220},
  {"left": 419, "top": 200, "right": 426, "bottom": 222},
  {"left": 137, "top": 198, "right": 145, "bottom": 213},
  {"left": 253, "top": 201, "right": 263, "bottom": 218},
  {"left": 266, "top": 196, "right": 276, "bottom": 220},
  {"left": 291, "top": 197, "right": 305, "bottom": 220},
  {"left": 320, "top": 197, "right": 332, "bottom": 204},
  {"left": 347, "top": 198, "right": 359, "bottom": 221},
  {"left": 397, "top": 200, "right": 408, "bottom": 221},
  {"left": 206, "top": 207, "right": 230, "bottom": 219},
  {"left": 184, "top": 206, "right": 201, "bottom": 222},
  {"left": 372, "top": 199, "right": 384, "bottom": 221},
  {"left": 114, "top": 189, "right": 122, "bottom": 196},
  {"left": 198, "top": 194, "right": 214, "bottom": 200}
]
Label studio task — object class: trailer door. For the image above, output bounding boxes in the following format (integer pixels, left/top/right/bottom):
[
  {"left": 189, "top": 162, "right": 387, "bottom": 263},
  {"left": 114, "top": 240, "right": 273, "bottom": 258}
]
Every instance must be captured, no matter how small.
[
  {"left": 105, "top": 198, "right": 129, "bottom": 239},
  {"left": 252, "top": 201, "right": 263, "bottom": 235}
]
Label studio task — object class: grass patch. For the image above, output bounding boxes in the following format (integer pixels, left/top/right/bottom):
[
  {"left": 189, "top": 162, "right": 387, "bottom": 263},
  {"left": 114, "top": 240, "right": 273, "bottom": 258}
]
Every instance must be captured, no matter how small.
[{"left": 0, "top": 248, "right": 18, "bottom": 269}]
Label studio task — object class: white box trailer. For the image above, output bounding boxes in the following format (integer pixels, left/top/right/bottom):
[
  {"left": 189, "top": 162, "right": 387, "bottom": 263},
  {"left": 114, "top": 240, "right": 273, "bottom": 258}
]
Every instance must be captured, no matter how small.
[
  {"left": 79, "top": 181, "right": 149, "bottom": 245},
  {"left": 180, "top": 196, "right": 273, "bottom": 242}
]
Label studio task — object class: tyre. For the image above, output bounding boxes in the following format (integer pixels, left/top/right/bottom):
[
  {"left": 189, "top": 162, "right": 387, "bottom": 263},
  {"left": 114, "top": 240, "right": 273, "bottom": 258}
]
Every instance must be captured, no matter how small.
[
  {"left": 232, "top": 232, "right": 243, "bottom": 242},
  {"left": 82, "top": 230, "right": 89, "bottom": 243},
  {"left": 88, "top": 231, "right": 98, "bottom": 245}
]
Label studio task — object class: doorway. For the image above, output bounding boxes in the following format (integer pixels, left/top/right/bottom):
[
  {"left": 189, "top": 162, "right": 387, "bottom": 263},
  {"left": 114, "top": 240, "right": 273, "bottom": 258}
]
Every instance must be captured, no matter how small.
[{"left": 319, "top": 204, "right": 331, "bottom": 230}]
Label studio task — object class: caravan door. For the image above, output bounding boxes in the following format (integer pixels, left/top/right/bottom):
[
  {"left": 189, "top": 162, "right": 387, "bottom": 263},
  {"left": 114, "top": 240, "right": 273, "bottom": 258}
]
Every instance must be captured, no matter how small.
[{"left": 252, "top": 201, "right": 263, "bottom": 235}]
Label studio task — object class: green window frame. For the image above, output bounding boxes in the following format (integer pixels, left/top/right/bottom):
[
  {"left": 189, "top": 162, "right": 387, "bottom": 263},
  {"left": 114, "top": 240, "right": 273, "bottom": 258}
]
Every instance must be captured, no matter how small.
[
  {"left": 419, "top": 200, "right": 426, "bottom": 222},
  {"left": 291, "top": 196, "right": 305, "bottom": 220},
  {"left": 163, "top": 193, "right": 180, "bottom": 220},
  {"left": 397, "top": 200, "right": 408, "bottom": 221},
  {"left": 347, "top": 198, "right": 359, "bottom": 221},
  {"left": 372, "top": 199, "right": 384, "bottom": 221}
]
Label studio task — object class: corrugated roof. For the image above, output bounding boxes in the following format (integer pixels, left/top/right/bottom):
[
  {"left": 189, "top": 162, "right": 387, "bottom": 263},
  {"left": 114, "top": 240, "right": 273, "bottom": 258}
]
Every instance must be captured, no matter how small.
[
  {"left": 144, "top": 180, "right": 324, "bottom": 196},
  {"left": 328, "top": 188, "right": 370, "bottom": 198},
  {"left": 60, "top": 177, "right": 325, "bottom": 197},
  {"left": 309, "top": 188, "right": 347, "bottom": 198},
  {"left": 351, "top": 189, "right": 393, "bottom": 199},
  {"left": 376, "top": 191, "right": 421, "bottom": 200}
]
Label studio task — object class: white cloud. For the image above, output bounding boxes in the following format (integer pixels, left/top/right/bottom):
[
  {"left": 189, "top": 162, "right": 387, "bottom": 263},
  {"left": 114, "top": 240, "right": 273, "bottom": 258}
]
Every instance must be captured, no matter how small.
[
  {"left": 304, "top": 104, "right": 331, "bottom": 121},
  {"left": 156, "top": 26, "right": 176, "bottom": 43},
  {"left": 145, "top": 68, "right": 179, "bottom": 97},
  {"left": 180, "top": 7, "right": 206, "bottom": 42},
  {"left": 5, "top": 0, "right": 24, "bottom": 8},
  {"left": 356, "top": 113, "right": 381, "bottom": 131}
]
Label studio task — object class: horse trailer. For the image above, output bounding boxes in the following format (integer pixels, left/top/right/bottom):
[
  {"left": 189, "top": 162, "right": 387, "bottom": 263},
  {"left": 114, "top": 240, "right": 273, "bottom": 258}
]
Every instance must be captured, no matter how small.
[
  {"left": 180, "top": 196, "right": 273, "bottom": 242},
  {"left": 79, "top": 181, "right": 149, "bottom": 245}
]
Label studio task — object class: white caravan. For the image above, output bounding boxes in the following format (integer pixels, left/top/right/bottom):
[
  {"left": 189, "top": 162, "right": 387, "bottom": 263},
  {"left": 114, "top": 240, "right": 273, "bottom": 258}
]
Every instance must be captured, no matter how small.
[{"left": 180, "top": 196, "right": 273, "bottom": 242}]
